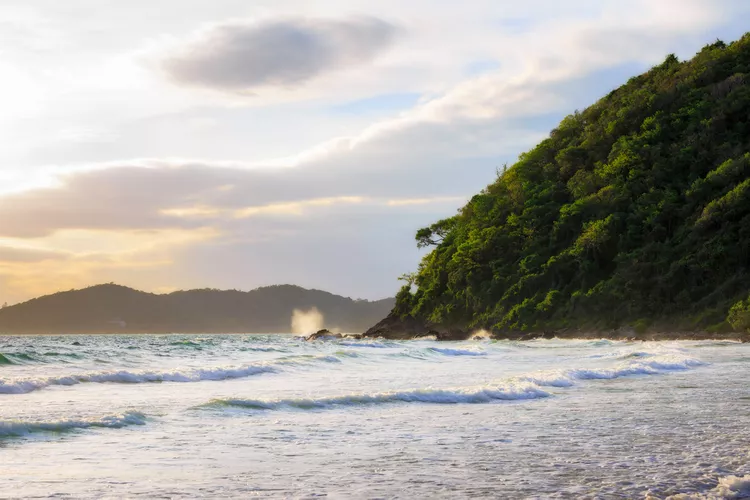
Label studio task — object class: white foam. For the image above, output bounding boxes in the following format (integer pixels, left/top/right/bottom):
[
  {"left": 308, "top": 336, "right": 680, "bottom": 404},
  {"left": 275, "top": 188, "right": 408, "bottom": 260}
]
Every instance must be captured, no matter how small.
[
  {"left": 712, "top": 475, "right": 750, "bottom": 498},
  {"left": 663, "top": 474, "right": 750, "bottom": 499},
  {"left": 275, "top": 354, "right": 342, "bottom": 365},
  {"left": 210, "top": 383, "right": 550, "bottom": 410},
  {"left": 0, "top": 411, "right": 147, "bottom": 437},
  {"left": 427, "top": 347, "right": 487, "bottom": 356},
  {"left": 520, "top": 354, "right": 706, "bottom": 387},
  {"left": 337, "top": 341, "right": 392, "bottom": 349},
  {"left": 0, "top": 352, "right": 351, "bottom": 395},
  {"left": 0, "top": 365, "right": 276, "bottom": 395}
]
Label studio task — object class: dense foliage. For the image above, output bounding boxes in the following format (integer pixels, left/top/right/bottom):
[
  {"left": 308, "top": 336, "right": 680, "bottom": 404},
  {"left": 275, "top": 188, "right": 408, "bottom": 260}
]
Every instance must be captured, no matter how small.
[{"left": 396, "top": 35, "right": 750, "bottom": 333}]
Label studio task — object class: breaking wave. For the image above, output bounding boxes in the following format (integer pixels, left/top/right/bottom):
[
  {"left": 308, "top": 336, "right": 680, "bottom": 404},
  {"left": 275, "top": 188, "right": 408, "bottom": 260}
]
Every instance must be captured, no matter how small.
[
  {"left": 202, "top": 351, "right": 707, "bottom": 413},
  {"left": 204, "top": 383, "right": 550, "bottom": 411},
  {"left": 519, "top": 354, "right": 706, "bottom": 387},
  {"left": 0, "top": 411, "right": 147, "bottom": 438},
  {"left": 0, "top": 365, "right": 276, "bottom": 394},
  {"left": 0, "top": 353, "right": 345, "bottom": 395}
]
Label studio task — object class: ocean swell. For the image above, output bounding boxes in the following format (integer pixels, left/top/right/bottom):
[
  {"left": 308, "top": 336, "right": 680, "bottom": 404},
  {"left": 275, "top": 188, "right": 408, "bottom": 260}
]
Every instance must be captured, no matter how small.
[
  {"left": 519, "top": 354, "right": 706, "bottom": 387},
  {"left": 0, "top": 411, "right": 147, "bottom": 437},
  {"left": 204, "top": 383, "right": 550, "bottom": 411},
  {"left": 0, "top": 353, "right": 345, "bottom": 395},
  {"left": 0, "top": 364, "right": 276, "bottom": 395}
]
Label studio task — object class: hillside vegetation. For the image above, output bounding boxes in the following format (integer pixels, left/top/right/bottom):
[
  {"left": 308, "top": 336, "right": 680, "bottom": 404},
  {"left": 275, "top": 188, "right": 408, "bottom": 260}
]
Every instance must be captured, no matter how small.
[
  {"left": 0, "top": 284, "right": 394, "bottom": 334},
  {"left": 393, "top": 35, "right": 750, "bottom": 335}
]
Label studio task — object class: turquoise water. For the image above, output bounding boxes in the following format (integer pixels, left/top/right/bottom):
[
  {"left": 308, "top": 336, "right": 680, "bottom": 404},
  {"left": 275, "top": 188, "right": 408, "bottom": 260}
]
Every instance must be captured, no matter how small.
[{"left": 0, "top": 335, "right": 749, "bottom": 498}]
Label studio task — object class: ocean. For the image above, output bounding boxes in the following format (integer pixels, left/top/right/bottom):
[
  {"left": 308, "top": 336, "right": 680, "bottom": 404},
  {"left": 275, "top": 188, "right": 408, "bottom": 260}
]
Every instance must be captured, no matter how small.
[{"left": 0, "top": 334, "right": 749, "bottom": 499}]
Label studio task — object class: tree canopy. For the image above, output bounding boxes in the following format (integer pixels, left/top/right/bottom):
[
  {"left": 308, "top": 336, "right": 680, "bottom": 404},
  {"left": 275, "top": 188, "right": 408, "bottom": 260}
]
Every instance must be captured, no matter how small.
[{"left": 394, "top": 35, "right": 750, "bottom": 334}]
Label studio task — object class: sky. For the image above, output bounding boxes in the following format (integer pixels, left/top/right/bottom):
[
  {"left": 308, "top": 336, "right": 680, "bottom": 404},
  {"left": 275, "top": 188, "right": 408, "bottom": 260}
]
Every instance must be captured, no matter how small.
[{"left": 0, "top": 0, "right": 748, "bottom": 305}]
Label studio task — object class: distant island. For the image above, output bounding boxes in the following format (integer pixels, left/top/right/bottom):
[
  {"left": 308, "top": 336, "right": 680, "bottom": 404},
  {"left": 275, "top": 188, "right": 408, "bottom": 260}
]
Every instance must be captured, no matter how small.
[
  {"left": 0, "top": 284, "right": 394, "bottom": 334},
  {"left": 367, "top": 34, "right": 750, "bottom": 342}
]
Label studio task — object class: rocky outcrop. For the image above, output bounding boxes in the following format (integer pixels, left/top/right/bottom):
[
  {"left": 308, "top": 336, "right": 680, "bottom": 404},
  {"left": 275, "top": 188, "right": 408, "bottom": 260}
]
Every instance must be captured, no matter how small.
[
  {"left": 363, "top": 315, "right": 469, "bottom": 341},
  {"left": 305, "top": 329, "right": 364, "bottom": 341},
  {"left": 305, "top": 329, "right": 342, "bottom": 341},
  {"left": 362, "top": 316, "right": 750, "bottom": 342}
]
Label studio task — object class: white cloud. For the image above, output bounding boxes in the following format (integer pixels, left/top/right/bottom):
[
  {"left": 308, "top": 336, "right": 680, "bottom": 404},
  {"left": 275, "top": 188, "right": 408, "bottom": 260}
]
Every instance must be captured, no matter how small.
[{"left": 157, "top": 16, "right": 400, "bottom": 92}]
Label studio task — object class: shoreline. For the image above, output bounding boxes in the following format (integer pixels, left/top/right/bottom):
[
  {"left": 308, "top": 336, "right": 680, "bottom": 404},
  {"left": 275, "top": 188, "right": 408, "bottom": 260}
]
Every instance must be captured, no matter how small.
[
  {"left": 362, "top": 315, "right": 750, "bottom": 343},
  {"left": 0, "top": 326, "right": 746, "bottom": 342}
]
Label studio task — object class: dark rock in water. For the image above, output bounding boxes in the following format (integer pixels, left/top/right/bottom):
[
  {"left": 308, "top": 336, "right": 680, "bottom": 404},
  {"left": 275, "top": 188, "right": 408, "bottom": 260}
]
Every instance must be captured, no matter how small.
[
  {"left": 305, "top": 329, "right": 344, "bottom": 341},
  {"left": 71, "top": 341, "right": 83, "bottom": 346},
  {"left": 363, "top": 315, "right": 469, "bottom": 341}
]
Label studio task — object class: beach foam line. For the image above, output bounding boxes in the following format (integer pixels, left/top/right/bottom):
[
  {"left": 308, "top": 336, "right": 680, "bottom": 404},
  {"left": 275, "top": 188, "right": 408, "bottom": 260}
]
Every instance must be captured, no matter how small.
[
  {"left": 203, "top": 383, "right": 550, "bottom": 411},
  {"left": 0, "top": 411, "right": 147, "bottom": 438}
]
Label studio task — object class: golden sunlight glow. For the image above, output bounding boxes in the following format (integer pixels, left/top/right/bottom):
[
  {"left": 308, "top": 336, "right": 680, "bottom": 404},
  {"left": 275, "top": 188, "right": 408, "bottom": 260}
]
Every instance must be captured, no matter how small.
[
  {"left": 0, "top": 228, "right": 218, "bottom": 256},
  {"left": 161, "top": 196, "right": 366, "bottom": 220},
  {"left": 385, "top": 196, "right": 465, "bottom": 206},
  {"left": 234, "top": 196, "right": 364, "bottom": 218},
  {"left": 0, "top": 227, "right": 219, "bottom": 304}
]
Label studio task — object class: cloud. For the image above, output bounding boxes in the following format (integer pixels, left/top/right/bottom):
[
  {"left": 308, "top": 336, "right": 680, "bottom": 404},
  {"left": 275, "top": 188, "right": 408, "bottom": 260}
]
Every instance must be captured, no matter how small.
[
  {"left": 158, "top": 16, "right": 399, "bottom": 92},
  {"left": 0, "top": 245, "right": 69, "bottom": 263},
  {"left": 0, "top": 0, "right": 744, "bottom": 305}
]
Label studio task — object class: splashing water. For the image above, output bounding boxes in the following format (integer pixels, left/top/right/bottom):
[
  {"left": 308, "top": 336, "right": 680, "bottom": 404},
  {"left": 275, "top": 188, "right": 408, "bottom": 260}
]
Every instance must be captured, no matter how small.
[
  {"left": 471, "top": 329, "right": 492, "bottom": 340},
  {"left": 291, "top": 307, "right": 324, "bottom": 334}
]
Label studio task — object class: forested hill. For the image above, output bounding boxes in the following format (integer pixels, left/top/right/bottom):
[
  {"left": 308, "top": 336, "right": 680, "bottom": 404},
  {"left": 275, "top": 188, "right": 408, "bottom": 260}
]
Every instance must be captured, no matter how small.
[
  {"left": 0, "top": 284, "right": 394, "bottom": 334},
  {"left": 389, "top": 34, "right": 750, "bottom": 337}
]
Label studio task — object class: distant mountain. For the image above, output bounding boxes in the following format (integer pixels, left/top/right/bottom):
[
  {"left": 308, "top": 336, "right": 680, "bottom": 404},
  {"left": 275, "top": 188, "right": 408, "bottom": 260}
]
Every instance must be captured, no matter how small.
[{"left": 0, "top": 284, "right": 394, "bottom": 334}]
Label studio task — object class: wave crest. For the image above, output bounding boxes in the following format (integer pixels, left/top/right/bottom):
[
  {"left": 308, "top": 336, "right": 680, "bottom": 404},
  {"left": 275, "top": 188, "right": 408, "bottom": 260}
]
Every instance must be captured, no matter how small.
[
  {"left": 520, "top": 354, "right": 706, "bottom": 387},
  {"left": 0, "top": 353, "right": 345, "bottom": 395},
  {"left": 205, "top": 383, "right": 550, "bottom": 411},
  {"left": 427, "top": 347, "right": 487, "bottom": 357},
  {"left": 0, "top": 411, "right": 147, "bottom": 438},
  {"left": 0, "top": 365, "right": 276, "bottom": 395}
]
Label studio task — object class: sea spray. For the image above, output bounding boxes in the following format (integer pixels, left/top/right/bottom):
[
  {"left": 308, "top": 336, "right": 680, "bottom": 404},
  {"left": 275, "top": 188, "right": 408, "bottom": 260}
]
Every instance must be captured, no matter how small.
[
  {"left": 291, "top": 307, "right": 324, "bottom": 334},
  {"left": 471, "top": 329, "right": 493, "bottom": 340}
]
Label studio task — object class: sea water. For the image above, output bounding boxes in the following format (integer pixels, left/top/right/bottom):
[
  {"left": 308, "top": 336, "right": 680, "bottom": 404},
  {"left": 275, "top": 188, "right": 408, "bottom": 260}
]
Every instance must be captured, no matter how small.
[{"left": 0, "top": 335, "right": 749, "bottom": 499}]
